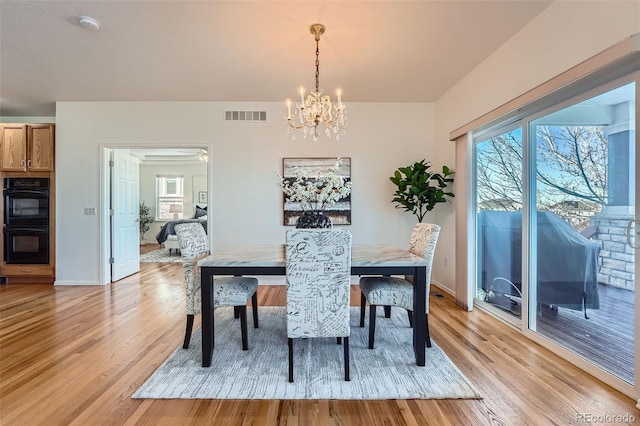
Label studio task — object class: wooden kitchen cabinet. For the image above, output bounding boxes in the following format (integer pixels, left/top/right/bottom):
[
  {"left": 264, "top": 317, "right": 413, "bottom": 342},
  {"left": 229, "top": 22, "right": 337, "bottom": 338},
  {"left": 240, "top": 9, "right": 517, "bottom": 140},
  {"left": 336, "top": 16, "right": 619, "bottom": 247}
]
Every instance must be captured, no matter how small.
[
  {"left": 0, "top": 123, "right": 55, "bottom": 172},
  {"left": 0, "top": 122, "right": 56, "bottom": 284}
]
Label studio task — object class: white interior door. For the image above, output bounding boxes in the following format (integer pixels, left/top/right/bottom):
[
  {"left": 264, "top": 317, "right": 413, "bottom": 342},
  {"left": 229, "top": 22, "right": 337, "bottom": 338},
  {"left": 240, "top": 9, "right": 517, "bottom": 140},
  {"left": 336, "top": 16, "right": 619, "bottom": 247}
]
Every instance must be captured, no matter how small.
[{"left": 111, "top": 149, "right": 140, "bottom": 281}]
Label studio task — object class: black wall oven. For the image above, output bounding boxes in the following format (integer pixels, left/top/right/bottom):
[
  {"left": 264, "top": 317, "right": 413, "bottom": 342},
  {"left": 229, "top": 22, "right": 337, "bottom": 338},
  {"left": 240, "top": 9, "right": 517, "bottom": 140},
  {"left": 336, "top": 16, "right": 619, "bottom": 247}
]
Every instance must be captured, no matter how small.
[{"left": 3, "top": 178, "right": 50, "bottom": 264}]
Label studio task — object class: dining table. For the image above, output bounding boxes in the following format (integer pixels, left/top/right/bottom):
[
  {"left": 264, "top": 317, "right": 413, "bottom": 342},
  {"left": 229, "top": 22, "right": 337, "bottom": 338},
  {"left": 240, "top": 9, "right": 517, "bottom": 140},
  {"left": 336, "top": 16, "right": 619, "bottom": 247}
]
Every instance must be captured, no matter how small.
[{"left": 198, "top": 244, "right": 428, "bottom": 368}]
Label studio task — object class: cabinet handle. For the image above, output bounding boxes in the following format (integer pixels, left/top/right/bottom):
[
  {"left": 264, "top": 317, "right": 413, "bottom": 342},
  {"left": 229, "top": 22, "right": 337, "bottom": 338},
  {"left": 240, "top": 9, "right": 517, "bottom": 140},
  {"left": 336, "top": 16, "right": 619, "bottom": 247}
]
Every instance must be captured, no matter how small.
[
  {"left": 21, "top": 159, "right": 25, "bottom": 169},
  {"left": 27, "top": 160, "right": 32, "bottom": 169},
  {"left": 21, "top": 269, "right": 33, "bottom": 273}
]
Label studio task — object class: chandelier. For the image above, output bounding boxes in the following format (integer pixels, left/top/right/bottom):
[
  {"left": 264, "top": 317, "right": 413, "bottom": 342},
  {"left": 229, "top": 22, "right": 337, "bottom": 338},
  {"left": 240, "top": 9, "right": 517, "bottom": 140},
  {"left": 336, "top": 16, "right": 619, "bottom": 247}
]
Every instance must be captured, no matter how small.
[{"left": 285, "top": 23, "right": 347, "bottom": 141}]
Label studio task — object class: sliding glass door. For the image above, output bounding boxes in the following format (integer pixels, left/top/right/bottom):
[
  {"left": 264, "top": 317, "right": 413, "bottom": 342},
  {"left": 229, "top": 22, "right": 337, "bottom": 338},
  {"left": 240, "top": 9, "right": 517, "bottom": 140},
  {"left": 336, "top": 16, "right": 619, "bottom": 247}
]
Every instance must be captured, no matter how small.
[
  {"left": 473, "top": 72, "right": 638, "bottom": 396},
  {"left": 529, "top": 80, "right": 636, "bottom": 385}
]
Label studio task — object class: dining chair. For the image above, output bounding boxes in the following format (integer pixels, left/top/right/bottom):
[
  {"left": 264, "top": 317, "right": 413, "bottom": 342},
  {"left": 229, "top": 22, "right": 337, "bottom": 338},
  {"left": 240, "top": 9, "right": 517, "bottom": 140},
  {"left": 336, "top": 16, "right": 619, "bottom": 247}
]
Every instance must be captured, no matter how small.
[
  {"left": 174, "top": 223, "right": 259, "bottom": 350},
  {"left": 359, "top": 223, "right": 441, "bottom": 349},
  {"left": 285, "top": 228, "right": 352, "bottom": 382}
]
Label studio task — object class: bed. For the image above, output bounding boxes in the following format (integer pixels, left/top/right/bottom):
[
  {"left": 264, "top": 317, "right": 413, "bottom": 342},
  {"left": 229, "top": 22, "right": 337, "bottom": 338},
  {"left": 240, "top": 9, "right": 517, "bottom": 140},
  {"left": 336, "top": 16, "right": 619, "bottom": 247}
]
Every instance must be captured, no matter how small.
[{"left": 155, "top": 206, "right": 208, "bottom": 244}]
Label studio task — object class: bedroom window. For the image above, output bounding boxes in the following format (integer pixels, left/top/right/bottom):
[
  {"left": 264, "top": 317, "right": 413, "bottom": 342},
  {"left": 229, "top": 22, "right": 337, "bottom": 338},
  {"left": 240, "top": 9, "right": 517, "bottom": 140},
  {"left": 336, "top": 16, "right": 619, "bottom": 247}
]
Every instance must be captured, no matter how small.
[{"left": 156, "top": 176, "right": 184, "bottom": 220}]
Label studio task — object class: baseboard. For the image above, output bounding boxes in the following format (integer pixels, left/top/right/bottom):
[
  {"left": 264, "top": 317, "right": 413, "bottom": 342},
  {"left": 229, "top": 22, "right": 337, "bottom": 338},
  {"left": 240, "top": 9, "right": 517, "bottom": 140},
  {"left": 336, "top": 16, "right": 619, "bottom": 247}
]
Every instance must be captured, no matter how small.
[
  {"left": 431, "top": 280, "right": 455, "bottom": 296},
  {"left": 54, "top": 280, "right": 104, "bottom": 286}
]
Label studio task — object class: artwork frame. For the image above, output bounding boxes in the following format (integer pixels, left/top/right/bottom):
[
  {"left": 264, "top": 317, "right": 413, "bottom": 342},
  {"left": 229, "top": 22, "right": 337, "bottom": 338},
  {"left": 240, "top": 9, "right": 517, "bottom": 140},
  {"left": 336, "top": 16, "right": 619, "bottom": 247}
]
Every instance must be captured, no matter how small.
[
  {"left": 198, "top": 191, "right": 208, "bottom": 203},
  {"left": 282, "top": 157, "right": 351, "bottom": 226}
]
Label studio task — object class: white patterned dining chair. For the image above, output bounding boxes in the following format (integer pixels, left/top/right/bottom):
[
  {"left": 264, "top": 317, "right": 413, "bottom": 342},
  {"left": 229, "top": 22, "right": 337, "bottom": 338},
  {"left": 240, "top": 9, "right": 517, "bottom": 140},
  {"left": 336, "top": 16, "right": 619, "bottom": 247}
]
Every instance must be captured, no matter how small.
[
  {"left": 359, "top": 223, "right": 440, "bottom": 349},
  {"left": 285, "top": 228, "right": 352, "bottom": 382},
  {"left": 174, "top": 223, "right": 259, "bottom": 351}
]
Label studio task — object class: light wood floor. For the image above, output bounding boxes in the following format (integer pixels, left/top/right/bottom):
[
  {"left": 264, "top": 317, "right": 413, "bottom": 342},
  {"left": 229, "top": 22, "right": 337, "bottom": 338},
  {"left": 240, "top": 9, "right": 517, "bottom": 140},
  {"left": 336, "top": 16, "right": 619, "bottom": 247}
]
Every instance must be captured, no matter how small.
[{"left": 0, "top": 261, "right": 637, "bottom": 425}]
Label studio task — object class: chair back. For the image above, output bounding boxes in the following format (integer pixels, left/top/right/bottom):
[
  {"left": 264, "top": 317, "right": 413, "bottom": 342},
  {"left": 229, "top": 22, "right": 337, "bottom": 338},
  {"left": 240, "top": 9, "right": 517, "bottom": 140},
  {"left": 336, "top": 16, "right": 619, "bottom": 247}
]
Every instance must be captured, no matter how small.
[
  {"left": 175, "top": 223, "right": 210, "bottom": 316},
  {"left": 407, "top": 223, "right": 441, "bottom": 297},
  {"left": 285, "top": 229, "right": 352, "bottom": 339}
]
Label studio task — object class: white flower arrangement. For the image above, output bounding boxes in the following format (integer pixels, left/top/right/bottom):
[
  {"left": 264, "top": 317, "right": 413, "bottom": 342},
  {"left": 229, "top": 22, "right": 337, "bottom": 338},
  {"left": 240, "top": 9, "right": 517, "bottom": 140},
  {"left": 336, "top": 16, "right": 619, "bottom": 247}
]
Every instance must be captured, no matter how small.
[{"left": 276, "top": 157, "right": 352, "bottom": 212}]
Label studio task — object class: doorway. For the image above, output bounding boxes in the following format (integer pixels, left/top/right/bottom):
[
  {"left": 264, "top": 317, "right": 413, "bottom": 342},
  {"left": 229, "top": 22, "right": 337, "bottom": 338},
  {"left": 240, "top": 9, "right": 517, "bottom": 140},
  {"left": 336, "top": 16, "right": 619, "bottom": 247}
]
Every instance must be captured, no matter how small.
[{"left": 104, "top": 147, "right": 209, "bottom": 283}]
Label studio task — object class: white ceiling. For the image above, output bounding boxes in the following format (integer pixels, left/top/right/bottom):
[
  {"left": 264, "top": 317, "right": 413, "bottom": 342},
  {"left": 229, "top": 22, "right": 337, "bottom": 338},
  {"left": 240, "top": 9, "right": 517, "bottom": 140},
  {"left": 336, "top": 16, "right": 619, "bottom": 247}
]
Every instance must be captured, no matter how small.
[{"left": 0, "top": 0, "right": 553, "bottom": 117}]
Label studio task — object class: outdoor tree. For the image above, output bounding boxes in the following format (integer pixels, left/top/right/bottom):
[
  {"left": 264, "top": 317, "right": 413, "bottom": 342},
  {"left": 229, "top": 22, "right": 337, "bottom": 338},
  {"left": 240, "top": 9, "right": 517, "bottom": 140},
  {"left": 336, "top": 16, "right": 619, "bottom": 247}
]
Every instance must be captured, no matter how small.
[{"left": 476, "top": 125, "right": 607, "bottom": 229}]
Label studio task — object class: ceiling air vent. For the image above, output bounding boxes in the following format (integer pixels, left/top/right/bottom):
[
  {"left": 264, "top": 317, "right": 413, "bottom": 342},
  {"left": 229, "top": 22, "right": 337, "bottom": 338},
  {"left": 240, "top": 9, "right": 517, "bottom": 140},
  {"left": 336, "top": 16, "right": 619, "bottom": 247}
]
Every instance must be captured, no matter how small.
[{"left": 224, "top": 110, "right": 267, "bottom": 122}]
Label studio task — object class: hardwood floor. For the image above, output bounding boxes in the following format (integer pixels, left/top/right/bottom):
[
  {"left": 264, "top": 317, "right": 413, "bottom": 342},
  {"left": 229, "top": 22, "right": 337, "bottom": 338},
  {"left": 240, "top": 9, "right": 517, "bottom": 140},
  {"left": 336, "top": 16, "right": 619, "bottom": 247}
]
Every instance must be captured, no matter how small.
[{"left": 0, "top": 263, "right": 637, "bottom": 425}]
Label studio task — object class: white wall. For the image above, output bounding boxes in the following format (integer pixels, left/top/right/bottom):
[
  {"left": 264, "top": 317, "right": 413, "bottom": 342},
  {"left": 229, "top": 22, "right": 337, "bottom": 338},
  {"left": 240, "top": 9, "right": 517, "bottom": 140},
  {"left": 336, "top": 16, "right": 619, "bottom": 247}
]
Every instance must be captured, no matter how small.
[
  {"left": 138, "top": 162, "right": 208, "bottom": 243},
  {"left": 432, "top": 1, "right": 640, "bottom": 293},
  {"left": 54, "top": 101, "right": 435, "bottom": 284}
]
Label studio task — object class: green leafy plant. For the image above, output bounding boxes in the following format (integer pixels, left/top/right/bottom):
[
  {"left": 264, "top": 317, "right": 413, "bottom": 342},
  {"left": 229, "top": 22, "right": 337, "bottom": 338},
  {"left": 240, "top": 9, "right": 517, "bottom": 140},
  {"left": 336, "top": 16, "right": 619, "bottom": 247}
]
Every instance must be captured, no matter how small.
[
  {"left": 139, "top": 202, "right": 155, "bottom": 239},
  {"left": 390, "top": 159, "right": 455, "bottom": 222}
]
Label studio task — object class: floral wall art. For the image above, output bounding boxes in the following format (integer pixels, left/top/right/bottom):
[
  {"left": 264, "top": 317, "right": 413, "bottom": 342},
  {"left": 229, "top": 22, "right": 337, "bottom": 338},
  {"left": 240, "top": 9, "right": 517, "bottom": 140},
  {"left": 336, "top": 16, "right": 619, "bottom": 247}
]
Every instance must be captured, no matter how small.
[{"left": 279, "top": 157, "right": 352, "bottom": 226}]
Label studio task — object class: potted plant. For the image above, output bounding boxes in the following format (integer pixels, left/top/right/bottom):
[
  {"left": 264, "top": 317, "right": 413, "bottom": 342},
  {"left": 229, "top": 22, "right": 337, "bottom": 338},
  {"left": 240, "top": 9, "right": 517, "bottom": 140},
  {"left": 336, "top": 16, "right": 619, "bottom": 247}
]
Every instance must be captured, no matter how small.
[
  {"left": 139, "top": 202, "right": 155, "bottom": 241},
  {"left": 390, "top": 159, "right": 455, "bottom": 222}
]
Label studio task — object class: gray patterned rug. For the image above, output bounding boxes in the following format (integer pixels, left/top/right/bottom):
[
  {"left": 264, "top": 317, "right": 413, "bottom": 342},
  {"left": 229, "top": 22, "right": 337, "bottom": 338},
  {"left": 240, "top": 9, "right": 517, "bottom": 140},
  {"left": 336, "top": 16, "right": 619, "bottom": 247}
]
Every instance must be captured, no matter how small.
[
  {"left": 139, "top": 248, "right": 182, "bottom": 263},
  {"left": 133, "top": 307, "right": 482, "bottom": 400}
]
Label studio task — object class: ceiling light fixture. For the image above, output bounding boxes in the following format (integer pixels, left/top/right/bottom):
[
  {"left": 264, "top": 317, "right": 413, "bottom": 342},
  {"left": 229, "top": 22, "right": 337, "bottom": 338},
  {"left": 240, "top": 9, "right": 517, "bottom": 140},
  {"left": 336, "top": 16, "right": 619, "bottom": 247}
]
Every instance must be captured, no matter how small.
[
  {"left": 285, "top": 23, "right": 347, "bottom": 141},
  {"left": 78, "top": 15, "right": 100, "bottom": 31},
  {"left": 197, "top": 149, "right": 208, "bottom": 162}
]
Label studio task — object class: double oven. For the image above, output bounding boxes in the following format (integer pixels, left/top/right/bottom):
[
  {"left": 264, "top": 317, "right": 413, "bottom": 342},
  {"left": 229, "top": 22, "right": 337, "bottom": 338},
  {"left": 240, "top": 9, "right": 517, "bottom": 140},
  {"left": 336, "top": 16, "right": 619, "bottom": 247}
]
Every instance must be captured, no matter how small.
[{"left": 3, "top": 177, "right": 50, "bottom": 264}]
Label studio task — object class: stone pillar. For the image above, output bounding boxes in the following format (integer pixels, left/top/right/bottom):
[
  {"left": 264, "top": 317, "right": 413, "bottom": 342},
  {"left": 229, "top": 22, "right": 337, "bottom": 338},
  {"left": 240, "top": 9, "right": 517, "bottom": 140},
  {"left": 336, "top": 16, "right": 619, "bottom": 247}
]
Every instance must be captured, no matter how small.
[{"left": 591, "top": 215, "right": 634, "bottom": 290}]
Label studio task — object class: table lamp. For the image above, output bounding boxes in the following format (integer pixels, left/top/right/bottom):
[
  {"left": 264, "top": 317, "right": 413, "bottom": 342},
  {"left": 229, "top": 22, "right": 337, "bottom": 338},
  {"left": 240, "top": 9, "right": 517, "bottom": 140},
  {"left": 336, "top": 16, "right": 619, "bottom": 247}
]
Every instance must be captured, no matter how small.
[{"left": 169, "top": 204, "right": 183, "bottom": 219}]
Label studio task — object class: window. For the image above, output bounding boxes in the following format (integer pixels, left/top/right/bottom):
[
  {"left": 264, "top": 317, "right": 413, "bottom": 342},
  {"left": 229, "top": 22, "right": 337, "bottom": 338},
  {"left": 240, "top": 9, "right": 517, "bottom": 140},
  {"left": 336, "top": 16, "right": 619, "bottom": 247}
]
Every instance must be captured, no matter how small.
[{"left": 156, "top": 176, "right": 184, "bottom": 220}]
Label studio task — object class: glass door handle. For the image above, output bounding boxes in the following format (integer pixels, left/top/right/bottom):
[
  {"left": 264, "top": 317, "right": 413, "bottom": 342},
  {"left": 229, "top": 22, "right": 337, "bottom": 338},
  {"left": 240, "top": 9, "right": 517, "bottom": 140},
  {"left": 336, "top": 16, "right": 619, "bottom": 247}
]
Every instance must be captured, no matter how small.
[{"left": 625, "top": 219, "right": 640, "bottom": 249}]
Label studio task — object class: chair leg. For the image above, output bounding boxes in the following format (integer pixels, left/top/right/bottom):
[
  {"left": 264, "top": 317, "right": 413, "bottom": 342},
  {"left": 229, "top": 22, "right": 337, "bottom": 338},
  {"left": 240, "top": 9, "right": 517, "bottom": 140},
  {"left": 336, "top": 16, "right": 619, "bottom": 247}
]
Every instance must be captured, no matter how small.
[
  {"left": 183, "top": 314, "right": 195, "bottom": 349},
  {"left": 407, "top": 310, "right": 414, "bottom": 327},
  {"left": 344, "top": 336, "right": 350, "bottom": 381},
  {"left": 337, "top": 337, "right": 342, "bottom": 344},
  {"left": 288, "top": 338, "right": 294, "bottom": 383},
  {"left": 360, "top": 292, "right": 366, "bottom": 327},
  {"left": 234, "top": 306, "right": 240, "bottom": 319},
  {"left": 251, "top": 292, "right": 259, "bottom": 328},
  {"left": 368, "top": 304, "right": 377, "bottom": 349},
  {"left": 384, "top": 305, "right": 391, "bottom": 318},
  {"left": 239, "top": 306, "right": 248, "bottom": 350},
  {"left": 426, "top": 313, "right": 432, "bottom": 348}
]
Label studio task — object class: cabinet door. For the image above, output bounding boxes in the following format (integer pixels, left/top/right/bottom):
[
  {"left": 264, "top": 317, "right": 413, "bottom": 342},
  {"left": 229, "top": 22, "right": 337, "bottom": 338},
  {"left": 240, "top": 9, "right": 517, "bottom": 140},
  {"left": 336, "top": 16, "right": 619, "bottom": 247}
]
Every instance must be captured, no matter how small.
[
  {"left": 1, "top": 124, "right": 27, "bottom": 171},
  {"left": 28, "top": 124, "right": 54, "bottom": 172}
]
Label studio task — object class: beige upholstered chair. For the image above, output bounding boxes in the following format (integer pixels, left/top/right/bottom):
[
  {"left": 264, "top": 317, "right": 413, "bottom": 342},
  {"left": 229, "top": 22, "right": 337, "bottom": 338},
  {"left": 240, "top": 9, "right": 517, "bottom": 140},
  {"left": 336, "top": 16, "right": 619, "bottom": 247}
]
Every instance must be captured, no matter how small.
[
  {"left": 174, "top": 223, "right": 259, "bottom": 350},
  {"left": 359, "top": 223, "right": 441, "bottom": 349},
  {"left": 285, "top": 229, "right": 352, "bottom": 382}
]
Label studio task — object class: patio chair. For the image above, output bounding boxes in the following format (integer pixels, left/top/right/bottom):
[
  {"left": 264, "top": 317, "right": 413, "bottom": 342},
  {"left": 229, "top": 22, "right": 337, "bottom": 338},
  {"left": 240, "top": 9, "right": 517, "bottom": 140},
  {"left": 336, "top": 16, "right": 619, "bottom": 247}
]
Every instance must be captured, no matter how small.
[
  {"left": 174, "top": 223, "right": 259, "bottom": 350},
  {"left": 359, "top": 223, "right": 440, "bottom": 349},
  {"left": 285, "top": 228, "right": 352, "bottom": 382}
]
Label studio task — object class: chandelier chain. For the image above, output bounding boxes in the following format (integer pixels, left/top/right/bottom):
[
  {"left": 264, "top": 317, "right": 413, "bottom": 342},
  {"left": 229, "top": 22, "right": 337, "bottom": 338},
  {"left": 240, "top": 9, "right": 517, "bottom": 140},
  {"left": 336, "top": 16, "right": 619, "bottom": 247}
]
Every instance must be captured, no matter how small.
[{"left": 315, "top": 41, "right": 320, "bottom": 93}]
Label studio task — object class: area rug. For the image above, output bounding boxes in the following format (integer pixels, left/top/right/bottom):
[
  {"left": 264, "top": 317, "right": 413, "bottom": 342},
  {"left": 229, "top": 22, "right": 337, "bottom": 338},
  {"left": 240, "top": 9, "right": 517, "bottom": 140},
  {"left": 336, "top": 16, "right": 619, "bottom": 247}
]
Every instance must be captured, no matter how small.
[
  {"left": 140, "top": 248, "right": 182, "bottom": 263},
  {"left": 132, "top": 307, "right": 482, "bottom": 400}
]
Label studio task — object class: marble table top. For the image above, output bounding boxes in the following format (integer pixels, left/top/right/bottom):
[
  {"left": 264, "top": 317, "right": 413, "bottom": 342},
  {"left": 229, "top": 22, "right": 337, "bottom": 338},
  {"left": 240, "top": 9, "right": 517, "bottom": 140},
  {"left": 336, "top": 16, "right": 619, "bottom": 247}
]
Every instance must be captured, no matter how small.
[{"left": 198, "top": 244, "right": 426, "bottom": 267}]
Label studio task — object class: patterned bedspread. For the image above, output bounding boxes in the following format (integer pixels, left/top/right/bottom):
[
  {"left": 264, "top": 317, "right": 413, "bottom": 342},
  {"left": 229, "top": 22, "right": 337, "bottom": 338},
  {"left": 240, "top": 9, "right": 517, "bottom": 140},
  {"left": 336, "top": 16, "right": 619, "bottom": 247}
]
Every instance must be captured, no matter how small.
[{"left": 155, "top": 219, "right": 207, "bottom": 244}]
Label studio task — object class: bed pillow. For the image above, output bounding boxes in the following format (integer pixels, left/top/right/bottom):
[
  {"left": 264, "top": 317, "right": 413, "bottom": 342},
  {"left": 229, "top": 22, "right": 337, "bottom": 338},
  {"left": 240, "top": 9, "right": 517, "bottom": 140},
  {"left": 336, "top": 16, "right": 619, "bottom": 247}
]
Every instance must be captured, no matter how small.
[{"left": 193, "top": 206, "right": 207, "bottom": 219}]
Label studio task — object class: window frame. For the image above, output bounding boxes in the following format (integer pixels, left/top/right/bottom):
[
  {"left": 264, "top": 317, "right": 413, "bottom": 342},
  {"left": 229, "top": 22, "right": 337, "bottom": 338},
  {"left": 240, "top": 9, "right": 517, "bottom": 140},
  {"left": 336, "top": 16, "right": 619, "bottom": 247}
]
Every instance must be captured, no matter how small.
[{"left": 156, "top": 176, "right": 185, "bottom": 220}]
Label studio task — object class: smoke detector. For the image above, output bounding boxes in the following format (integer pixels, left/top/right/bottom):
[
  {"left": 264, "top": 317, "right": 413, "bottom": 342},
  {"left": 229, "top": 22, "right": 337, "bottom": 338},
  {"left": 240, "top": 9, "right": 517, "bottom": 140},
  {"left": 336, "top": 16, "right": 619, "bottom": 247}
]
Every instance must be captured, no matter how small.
[{"left": 78, "top": 16, "right": 100, "bottom": 31}]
